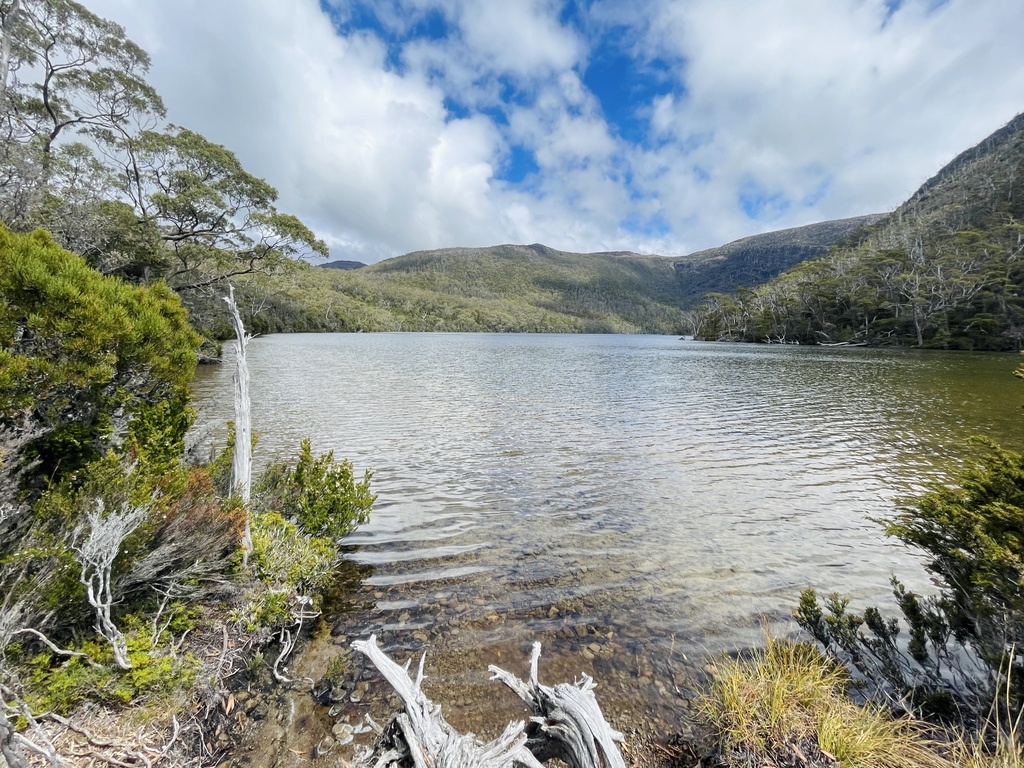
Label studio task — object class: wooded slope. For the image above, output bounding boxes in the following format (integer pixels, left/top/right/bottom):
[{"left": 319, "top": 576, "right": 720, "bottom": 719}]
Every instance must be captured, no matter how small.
[{"left": 691, "top": 111, "right": 1024, "bottom": 348}]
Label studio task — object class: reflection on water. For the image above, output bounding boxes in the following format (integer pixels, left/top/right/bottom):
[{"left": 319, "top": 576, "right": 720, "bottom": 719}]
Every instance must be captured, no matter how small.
[{"left": 190, "top": 334, "right": 1023, "bottom": 734}]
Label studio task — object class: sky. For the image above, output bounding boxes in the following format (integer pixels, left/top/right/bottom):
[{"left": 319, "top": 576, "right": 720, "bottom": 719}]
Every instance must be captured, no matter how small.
[{"left": 87, "top": 0, "right": 1024, "bottom": 264}]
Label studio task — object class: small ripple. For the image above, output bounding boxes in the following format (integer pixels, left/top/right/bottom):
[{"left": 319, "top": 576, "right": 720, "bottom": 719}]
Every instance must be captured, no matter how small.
[{"left": 366, "top": 564, "right": 495, "bottom": 586}]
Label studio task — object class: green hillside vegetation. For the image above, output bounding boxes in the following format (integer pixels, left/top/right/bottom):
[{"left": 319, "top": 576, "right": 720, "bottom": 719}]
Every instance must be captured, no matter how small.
[
  {"left": 690, "top": 112, "right": 1024, "bottom": 349},
  {"left": 195, "top": 243, "right": 691, "bottom": 336},
  {"left": 211, "top": 226, "right": 888, "bottom": 339},
  {"left": 673, "top": 214, "right": 884, "bottom": 304}
]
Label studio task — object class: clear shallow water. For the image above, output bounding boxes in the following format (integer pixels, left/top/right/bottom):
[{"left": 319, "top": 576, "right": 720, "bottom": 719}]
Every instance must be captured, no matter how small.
[{"left": 190, "top": 334, "right": 1024, "bottom": 733}]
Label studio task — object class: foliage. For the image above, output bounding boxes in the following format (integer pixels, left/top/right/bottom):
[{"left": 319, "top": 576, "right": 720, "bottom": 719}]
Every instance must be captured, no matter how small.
[
  {"left": 113, "top": 465, "right": 245, "bottom": 601},
  {"left": 230, "top": 510, "right": 336, "bottom": 633},
  {"left": 1, "top": 0, "right": 163, "bottom": 155},
  {"left": 257, "top": 438, "right": 374, "bottom": 542},
  {"left": 249, "top": 511, "right": 336, "bottom": 595},
  {"left": 673, "top": 214, "right": 884, "bottom": 305},
  {"left": 322, "top": 649, "right": 353, "bottom": 688},
  {"left": 0, "top": 225, "right": 200, "bottom": 481},
  {"left": 105, "top": 125, "right": 327, "bottom": 294},
  {"left": 796, "top": 438, "right": 1024, "bottom": 724},
  {"left": 700, "top": 631, "right": 950, "bottom": 768}
]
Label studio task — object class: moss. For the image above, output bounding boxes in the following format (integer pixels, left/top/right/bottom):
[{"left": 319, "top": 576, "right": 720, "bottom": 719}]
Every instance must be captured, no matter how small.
[{"left": 22, "top": 628, "right": 199, "bottom": 715}]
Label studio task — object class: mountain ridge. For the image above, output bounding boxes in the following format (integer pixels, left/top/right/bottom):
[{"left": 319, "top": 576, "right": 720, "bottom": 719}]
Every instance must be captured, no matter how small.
[{"left": 688, "top": 110, "right": 1024, "bottom": 348}]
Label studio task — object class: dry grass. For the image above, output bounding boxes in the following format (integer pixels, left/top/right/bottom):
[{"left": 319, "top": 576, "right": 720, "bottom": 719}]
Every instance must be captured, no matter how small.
[
  {"left": 954, "top": 667, "right": 1024, "bottom": 768},
  {"left": 699, "top": 632, "right": 952, "bottom": 768}
]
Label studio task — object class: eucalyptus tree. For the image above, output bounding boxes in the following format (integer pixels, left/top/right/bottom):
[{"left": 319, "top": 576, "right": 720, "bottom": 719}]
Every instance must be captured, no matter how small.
[
  {"left": 0, "top": 0, "right": 328, "bottom": 300},
  {"left": 102, "top": 125, "right": 328, "bottom": 293},
  {"left": 0, "top": 0, "right": 161, "bottom": 232},
  {"left": 0, "top": 0, "right": 163, "bottom": 156}
]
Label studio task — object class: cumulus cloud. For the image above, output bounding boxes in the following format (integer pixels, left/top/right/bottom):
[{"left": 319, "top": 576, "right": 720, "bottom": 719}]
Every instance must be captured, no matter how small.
[{"left": 86, "top": 0, "right": 1024, "bottom": 260}]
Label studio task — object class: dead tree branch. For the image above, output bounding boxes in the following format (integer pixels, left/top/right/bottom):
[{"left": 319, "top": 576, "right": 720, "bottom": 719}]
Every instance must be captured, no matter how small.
[
  {"left": 73, "top": 498, "right": 148, "bottom": 670},
  {"left": 222, "top": 285, "right": 253, "bottom": 565},
  {"left": 490, "top": 643, "right": 626, "bottom": 768}
]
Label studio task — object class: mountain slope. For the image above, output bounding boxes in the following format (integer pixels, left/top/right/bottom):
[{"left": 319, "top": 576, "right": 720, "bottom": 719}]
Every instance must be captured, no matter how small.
[
  {"left": 690, "top": 111, "right": 1024, "bottom": 348},
  {"left": 672, "top": 214, "right": 884, "bottom": 303},
  {"left": 893, "top": 110, "right": 1024, "bottom": 229},
  {"left": 356, "top": 243, "right": 688, "bottom": 333},
  {"left": 235, "top": 219, "right": 900, "bottom": 335}
]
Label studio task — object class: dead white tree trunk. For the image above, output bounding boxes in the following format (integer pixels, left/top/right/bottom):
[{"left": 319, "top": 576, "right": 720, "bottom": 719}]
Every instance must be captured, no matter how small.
[
  {"left": 222, "top": 285, "right": 253, "bottom": 565},
  {"left": 73, "top": 499, "right": 147, "bottom": 670},
  {"left": 0, "top": 0, "right": 20, "bottom": 107},
  {"left": 350, "top": 636, "right": 625, "bottom": 768},
  {"left": 351, "top": 635, "right": 544, "bottom": 768}
]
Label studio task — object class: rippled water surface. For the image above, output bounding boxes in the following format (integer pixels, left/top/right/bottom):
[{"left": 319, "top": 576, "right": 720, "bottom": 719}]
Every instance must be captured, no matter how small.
[{"left": 190, "top": 334, "right": 1023, "bottom": 734}]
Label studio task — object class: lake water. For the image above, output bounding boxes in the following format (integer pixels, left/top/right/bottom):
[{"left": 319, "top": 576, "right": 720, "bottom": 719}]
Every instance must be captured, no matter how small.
[{"left": 190, "top": 333, "right": 1023, "bottom": 736}]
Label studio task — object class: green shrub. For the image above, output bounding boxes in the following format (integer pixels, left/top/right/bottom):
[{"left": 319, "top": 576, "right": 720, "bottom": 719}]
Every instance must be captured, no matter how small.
[
  {"left": 0, "top": 226, "right": 200, "bottom": 484},
  {"left": 228, "top": 510, "right": 339, "bottom": 633},
  {"left": 256, "top": 439, "right": 374, "bottom": 542},
  {"left": 797, "top": 438, "right": 1024, "bottom": 721},
  {"left": 250, "top": 510, "right": 336, "bottom": 593}
]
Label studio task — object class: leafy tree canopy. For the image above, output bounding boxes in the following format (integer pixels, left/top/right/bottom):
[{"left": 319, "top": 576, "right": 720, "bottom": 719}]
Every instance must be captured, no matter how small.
[{"left": 0, "top": 0, "right": 327, "bottom": 323}]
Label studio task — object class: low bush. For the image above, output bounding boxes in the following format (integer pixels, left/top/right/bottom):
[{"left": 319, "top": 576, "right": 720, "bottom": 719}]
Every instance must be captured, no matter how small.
[
  {"left": 256, "top": 439, "right": 374, "bottom": 542},
  {"left": 796, "top": 438, "right": 1024, "bottom": 723},
  {"left": 23, "top": 626, "right": 198, "bottom": 715}
]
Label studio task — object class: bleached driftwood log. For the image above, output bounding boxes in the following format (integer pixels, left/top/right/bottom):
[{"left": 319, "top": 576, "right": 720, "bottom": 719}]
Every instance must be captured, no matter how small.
[
  {"left": 489, "top": 642, "right": 626, "bottom": 768},
  {"left": 351, "top": 636, "right": 544, "bottom": 768},
  {"left": 350, "top": 635, "right": 625, "bottom": 768}
]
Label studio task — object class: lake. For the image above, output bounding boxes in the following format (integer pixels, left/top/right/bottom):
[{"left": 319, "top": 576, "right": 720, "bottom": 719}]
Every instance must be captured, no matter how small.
[{"left": 190, "top": 333, "right": 1023, "bottom": 736}]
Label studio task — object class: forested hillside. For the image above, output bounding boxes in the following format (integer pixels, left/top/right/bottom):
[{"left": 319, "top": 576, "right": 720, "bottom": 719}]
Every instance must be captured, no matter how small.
[
  {"left": 690, "top": 112, "right": 1024, "bottom": 348},
  {"left": 224, "top": 224, "right": 883, "bottom": 337},
  {"left": 202, "top": 243, "right": 690, "bottom": 335},
  {"left": 672, "top": 214, "right": 883, "bottom": 303}
]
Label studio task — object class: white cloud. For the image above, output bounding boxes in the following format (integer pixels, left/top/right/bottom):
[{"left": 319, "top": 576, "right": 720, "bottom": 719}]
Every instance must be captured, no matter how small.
[
  {"left": 83, "top": 0, "right": 1024, "bottom": 260},
  {"left": 457, "top": 0, "right": 583, "bottom": 79}
]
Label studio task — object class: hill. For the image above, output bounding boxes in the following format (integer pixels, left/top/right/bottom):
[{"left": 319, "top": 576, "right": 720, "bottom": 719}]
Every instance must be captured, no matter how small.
[
  {"left": 690, "top": 111, "right": 1024, "bottom": 349},
  {"left": 337, "top": 243, "right": 689, "bottom": 333},
  {"left": 221, "top": 220, "right": 897, "bottom": 336},
  {"left": 320, "top": 259, "right": 367, "bottom": 270},
  {"left": 672, "top": 214, "right": 884, "bottom": 303}
]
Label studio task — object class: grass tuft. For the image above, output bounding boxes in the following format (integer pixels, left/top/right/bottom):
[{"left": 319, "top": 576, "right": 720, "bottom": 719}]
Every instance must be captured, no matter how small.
[{"left": 699, "top": 631, "right": 952, "bottom": 767}]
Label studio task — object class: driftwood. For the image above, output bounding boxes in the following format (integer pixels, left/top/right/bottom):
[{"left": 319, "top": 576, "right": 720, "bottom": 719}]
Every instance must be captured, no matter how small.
[
  {"left": 351, "top": 635, "right": 625, "bottom": 768},
  {"left": 490, "top": 643, "right": 626, "bottom": 768}
]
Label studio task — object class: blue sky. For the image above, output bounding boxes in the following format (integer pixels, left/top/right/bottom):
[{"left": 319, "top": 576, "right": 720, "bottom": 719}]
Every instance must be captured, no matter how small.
[{"left": 90, "top": 0, "right": 1024, "bottom": 262}]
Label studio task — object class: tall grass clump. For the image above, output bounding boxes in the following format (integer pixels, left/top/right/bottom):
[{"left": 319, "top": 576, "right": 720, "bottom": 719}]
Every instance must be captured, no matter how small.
[{"left": 700, "top": 631, "right": 952, "bottom": 768}]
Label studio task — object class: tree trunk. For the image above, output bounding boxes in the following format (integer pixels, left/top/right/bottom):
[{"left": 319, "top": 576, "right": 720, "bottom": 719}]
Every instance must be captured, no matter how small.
[
  {"left": 0, "top": 0, "right": 19, "bottom": 108},
  {"left": 223, "top": 286, "right": 253, "bottom": 564}
]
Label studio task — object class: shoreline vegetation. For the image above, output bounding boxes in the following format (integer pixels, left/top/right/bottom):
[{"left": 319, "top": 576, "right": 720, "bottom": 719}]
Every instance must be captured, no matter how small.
[{"left": 2, "top": 1, "right": 1024, "bottom": 766}]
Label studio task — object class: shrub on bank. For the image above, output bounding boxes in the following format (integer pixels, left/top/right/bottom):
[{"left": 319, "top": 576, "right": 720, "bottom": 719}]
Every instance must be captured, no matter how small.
[{"left": 796, "top": 438, "right": 1024, "bottom": 724}]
